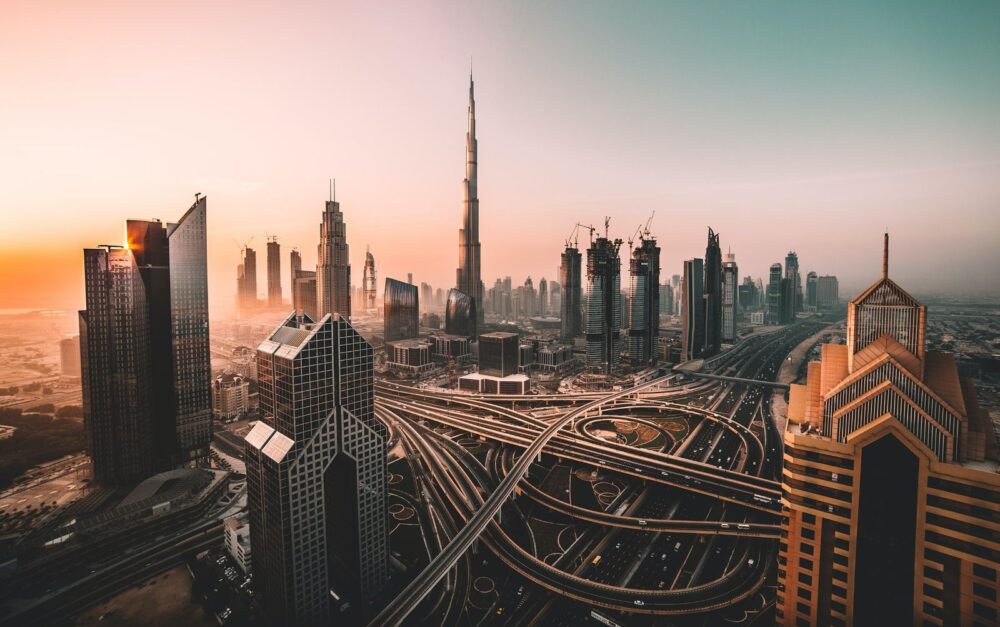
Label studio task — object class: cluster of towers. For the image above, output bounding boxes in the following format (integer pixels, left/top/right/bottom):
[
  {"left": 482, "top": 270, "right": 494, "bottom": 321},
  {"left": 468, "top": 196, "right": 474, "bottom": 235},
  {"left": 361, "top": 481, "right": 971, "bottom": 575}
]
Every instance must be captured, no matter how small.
[{"left": 681, "top": 228, "right": 733, "bottom": 361}]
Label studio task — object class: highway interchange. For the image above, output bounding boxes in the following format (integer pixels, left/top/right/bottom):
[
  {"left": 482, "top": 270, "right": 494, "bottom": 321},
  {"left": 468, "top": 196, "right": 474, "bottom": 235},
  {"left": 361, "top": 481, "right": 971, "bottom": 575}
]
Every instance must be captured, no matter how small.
[{"left": 372, "top": 321, "right": 826, "bottom": 626}]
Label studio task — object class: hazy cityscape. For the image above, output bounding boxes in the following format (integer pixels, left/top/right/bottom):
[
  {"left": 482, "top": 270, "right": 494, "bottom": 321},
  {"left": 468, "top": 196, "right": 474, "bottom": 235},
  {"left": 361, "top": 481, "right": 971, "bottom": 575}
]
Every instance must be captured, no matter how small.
[{"left": 2, "top": 3, "right": 1000, "bottom": 627}]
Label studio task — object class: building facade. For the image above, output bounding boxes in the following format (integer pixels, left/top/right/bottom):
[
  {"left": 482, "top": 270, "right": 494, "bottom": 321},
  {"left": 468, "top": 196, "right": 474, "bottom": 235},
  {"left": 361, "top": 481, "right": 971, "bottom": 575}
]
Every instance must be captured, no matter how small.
[
  {"left": 212, "top": 373, "right": 250, "bottom": 422},
  {"left": 778, "top": 235, "right": 999, "bottom": 626},
  {"left": 445, "top": 288, "right": 476, "bottom": 338},
  {"left": 585, "top": 236, "right": 623, "bottom": 373},
  {"left": 293, "top": 270, "right": 317, "bottom": 319},
  {"left": 680, "top": 258, "right": 704, "bottom": 361},
  {"left": 479, "top": 331, "right": 519, "bottom": 377},
  {"left": 560, "top": 245, "right": 583, "bottom": 341},
  {"left": 627, "top": 236, "right": 660, "bottom": 367},
  {"left": 317, "top": 192, "right": 351, "bottom": 318},
  {"left": 721, "top": 252, "right": 738, "bottom": 342},
  {"left": 245, "top": 313, "right": 388, "bottom": 625},
  {"left": 267, "top": 238, "right": 281, "bottom": 307},
  {"left": 384, "top": 278, "right": 419, "bottom": 342},
  {"left": 703, "top": 228, "right": 722, "bottom": 356},
  {"left": 817, "top": 275, "right": 840, "bottom": 309},
  {"left": 81, "top": 197, "right": 212, "bottom": 483}
]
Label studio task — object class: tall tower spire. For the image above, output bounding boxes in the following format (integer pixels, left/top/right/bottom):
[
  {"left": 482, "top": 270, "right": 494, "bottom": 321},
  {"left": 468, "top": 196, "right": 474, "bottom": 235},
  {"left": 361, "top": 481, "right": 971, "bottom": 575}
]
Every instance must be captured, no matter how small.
[{"left": 456, "top": 71, "right": 483, "bottom": 336}]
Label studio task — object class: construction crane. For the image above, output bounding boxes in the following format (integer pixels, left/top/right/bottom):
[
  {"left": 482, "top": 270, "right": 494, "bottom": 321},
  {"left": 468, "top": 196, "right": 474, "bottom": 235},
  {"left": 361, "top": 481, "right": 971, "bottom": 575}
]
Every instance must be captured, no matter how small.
[
  {"left": 642, "top": 210, "right": 655, "bottom": 238},
  {"left": 565, "top": 224, "right": 581, "bottom": 249},
  {"left": 575, "top": 222, "right": 597, "bottom": 246},
  {"left": 233, "top": 235, "right": 254, "bottom": 254}
]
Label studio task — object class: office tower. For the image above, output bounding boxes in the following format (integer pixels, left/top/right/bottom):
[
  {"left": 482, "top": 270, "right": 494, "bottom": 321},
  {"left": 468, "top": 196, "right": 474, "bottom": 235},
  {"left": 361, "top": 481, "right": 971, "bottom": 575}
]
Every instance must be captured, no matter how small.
[
  {"left": 419, "top": 283, "right": 432, "bottom": 313},
  {"left": 766, "top": 263, "right": 783, "bottom": 324},
  {"left": 585, "top": 235, "right": 623, "bottom": 373},
  {"left": 627, "top": 235, "right": 660, "bottom": 366},
  {"left": 680, "top": 258, "right": 704, "bottom": 361},
  {"left": 538, "top": 277, "right": 548, "bottom": 315},
  {"left": 703, "top": 228, "right": 722, "bottom": 356},
  {"left": 785, "top": 250, "right": 802, "bottom": 312},
  {"left": 245, "top": 313, "right": 388, "bottom": 625},
  {"left": 292, "top": 270, "right": 317, "bottom": 319},
  {"left": 363, "top": 248, "right": 377, "bottom": 313},
  {"left": 738, "top": 275, "right": 759, "bottom": 312},
  {"left": 435, "top": 287, "right": 444, "bottom": 308},
  {"left": 806, "top": 270, "right": 817, "bottom": 308},
  {"left": 778, "top": 234, "right": 998, "bottom": 627},
  {"left": 479, "top": 331, "right": 519, "bottom": 377},
  {"left": 522, "top": 277, "right": 536, "bottom": 317},
  {"left": 456, "top": 74, "right": 484, "bottom": 336},
  {"left": 60, "top": 335, "right": 81, "bottom": 377},
  {"left": 445, "top": 288, "right": 476, "bottom": 338},
  {"left": 237, "top": 246, "right": 257, "bottom": 311},
  {"left": 81, "top": 197, "right": 211, "bottom": 483},
  {"left": 317, "top": 187, "right": 351, "bottom": 318},
  {"left": 266, "top": 237, "right": 281, "bottom": 307},
  {"left": 670, "top": 273, "right": 682, "bottom": 318},
  {"left": 384, "top": 278, "right": 419, "bottom": 342},
  {"left": 721, "top": 252, "right": 738, "bottom": 342},
  {"left": 560, "top": 245, "right": 583, "bottom": 341},
  {"left": 780, "top": 276, "right": 794, "bottom": 324},
  {"left": 290, "top": 248, "right": 302, "bottom": 296},
  {"left": 817, "top": 275, "right": 840, "bottom": 308},
  {"left": 658, "top": 282, "right": 672, "bottom": 316}
]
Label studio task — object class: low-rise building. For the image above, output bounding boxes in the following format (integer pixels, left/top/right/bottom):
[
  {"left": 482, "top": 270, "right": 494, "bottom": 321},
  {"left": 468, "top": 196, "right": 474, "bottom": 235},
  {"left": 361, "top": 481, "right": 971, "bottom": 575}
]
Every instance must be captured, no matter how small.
[
  {"left": 458, "top": 372, "right": 530, "bottom": 395},
  {"left": 387, "top": 339, "right": 433, "bottom": 373},
  {"left": 224, "top": 514, "right": 252, "bottom": 573}
]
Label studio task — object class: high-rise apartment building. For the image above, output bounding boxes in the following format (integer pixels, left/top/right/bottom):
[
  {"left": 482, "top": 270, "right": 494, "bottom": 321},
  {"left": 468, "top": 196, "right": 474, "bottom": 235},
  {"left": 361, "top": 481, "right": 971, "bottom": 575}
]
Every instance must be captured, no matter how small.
[
  {"left": 817, "top": 275, "right": 840, "bottom": 308},
  {"left": 721, "top": 252, "right": 738, "bottom": 342},
  {"left": 363, "top": 248, "right": 377, "bottom": 313},
  {"left": 293, "top": 270, "right": 317, "bottom": 319},
  {"left": 778, "top": 235, "right": 999, "bottom": 626},
  {"left": 317, "top": 188, "right": 351, "bottom": 318},
  {"left": 456, "top": 75, "right": 484, "bottom": 336},
  {"left": 703, "top": 228, "right": 722, "bottom": 356},
  {"left": 681, "top": 258, "right": 704, "bottom": 361},
  {"left": 237, "top": 246, "right": 257, "bottom": 311},
  {"left": 384, "top": 278, "right": 419, "bottom": 342},
  {"left": 585, "top": 236, "right": 623, "bottom": 373},
  {"left": 81, "top": 197, "right": 211, "bottom": 483},
  {"left": 479, "top": 331, "right": 519, "bottom": 378},
  {"left": 266, "top": 237, "right": 281, "bottom": 307},
  {"left": 766, "top": 262, "right": 783, "bottom": 324},
  {"left": 290, "top": 248, "right": 302, "bottom": 297},
  {"left": 245, "top": 313, "right": 388, "bottom": 625},
  {"left": 806, "top": 270, "right": 818, "bottom": 308},
  {"left": 786, "top": 250, "right": 802, "bottom": 312},
  {"left": 627, "top": 236, "right": 660, "bottom": 366},
  {"left": 560, "top": 245, "right": 583, "bottom": 341}
]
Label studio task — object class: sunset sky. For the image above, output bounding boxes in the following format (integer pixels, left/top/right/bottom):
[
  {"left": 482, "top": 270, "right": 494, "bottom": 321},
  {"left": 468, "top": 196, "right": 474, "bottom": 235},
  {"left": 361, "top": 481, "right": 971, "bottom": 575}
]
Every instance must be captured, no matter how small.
[{"left": 2, "top": 1, "right": 999, "bottom": 315}]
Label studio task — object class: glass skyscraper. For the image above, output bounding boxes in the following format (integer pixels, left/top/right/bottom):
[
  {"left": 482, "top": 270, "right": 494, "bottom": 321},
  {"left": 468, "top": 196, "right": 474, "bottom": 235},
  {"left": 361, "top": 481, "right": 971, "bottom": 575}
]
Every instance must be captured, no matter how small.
[{"left": 384, "top": 277, "right": 419, "bottom": 342}]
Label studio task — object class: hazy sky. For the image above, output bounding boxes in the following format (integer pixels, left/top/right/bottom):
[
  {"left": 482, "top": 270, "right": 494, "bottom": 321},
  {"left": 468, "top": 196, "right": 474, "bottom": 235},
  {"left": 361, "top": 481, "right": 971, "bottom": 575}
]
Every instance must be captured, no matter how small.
[{"left": 2, "top": 0, "right": 999, "bottom": 314}]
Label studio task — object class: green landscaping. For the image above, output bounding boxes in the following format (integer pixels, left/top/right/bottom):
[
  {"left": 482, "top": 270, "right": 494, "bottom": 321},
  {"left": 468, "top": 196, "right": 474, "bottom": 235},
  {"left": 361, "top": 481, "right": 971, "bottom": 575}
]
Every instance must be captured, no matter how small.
[{"left": 0, "top": 408, "right": 85, "bottom": 490}]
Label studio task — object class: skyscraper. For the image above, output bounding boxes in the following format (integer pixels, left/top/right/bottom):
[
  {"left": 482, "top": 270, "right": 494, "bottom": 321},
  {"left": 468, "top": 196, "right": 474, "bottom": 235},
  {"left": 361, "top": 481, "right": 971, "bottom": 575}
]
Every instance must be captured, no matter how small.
[
  {"left": 384, "top": 278, "right": 418, "bottom": 342},
  {"left": 806, "top": 270, "right": 818, "bottom": 308},
  {"left": 245, "top": 313, "right": 388, "bottom": 625},
  {"left": 363, "top": 248, "right": 377, "bottom": 313},
  {"left": 317, "top": 186, "right": 351, "bottom": 318},
  {"left": 560, "top": 245, "right": 583, "bottom": 341},
  {"left": 703, "top": 228, "right": 722, "bottom": 356},
  {"left": 456, "top": 74, "right": 484, "bottom": 336},
  {"left": 721, "top": 252, "right": 738, "bottom": 342},
  {"left": 817, "top": 275, "right": 839, "bottom": 308},
  {"left": 766, "top": 262, "right": 783, "bottom": 324},
  {"left": 538, "top": 277, "right": 548, "bottom": 315},
  {"left": 585, "top": 235, "right": 622, "bottom": 374},
  {"left": 681, "top": 258, "right": 704, "bottom": 362},
  {"left": 445, "top": 288, "right": 476, "bottom": 338},
  {"left": 290, "top": 248, "right": 302, "bottom": 296},
  {"left": 627, "top": 235, "right": 660, "bottom": 366},
  {"left": 266, "top": 237, "right": 281, "bottom": 307},
  {"left": 81, "top": 196, "right": 212, "bottom": 482},
  {"left": 778, "top": 234, "right": 999, "bottom": 626},
  {"left": 785, "top": 250, "right": 801, "bottom": 312},
  {"left": 292, "top": 270, "right": 317, "bottom": 319},
  {"left": 237, "top": 246, "right": 257, "bottom": 311}
]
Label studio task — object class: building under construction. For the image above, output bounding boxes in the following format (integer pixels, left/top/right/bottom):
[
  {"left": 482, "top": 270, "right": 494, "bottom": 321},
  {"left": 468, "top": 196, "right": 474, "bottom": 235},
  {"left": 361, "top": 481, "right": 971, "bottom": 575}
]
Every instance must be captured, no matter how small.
[{"left": 584, "top": 226, "right": 623, "bottom": 374}]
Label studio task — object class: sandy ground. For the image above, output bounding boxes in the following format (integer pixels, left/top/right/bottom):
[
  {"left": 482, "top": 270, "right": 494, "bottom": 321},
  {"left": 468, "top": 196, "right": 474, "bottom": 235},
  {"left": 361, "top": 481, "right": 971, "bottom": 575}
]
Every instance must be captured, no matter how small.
[{"left": 74, "top": 565, "right": 215, "bottom": 627}]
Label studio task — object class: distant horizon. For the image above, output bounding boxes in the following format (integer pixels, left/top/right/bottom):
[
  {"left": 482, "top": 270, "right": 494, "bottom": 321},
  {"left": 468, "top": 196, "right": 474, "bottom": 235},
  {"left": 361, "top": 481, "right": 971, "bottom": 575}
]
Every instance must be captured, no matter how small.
[{"left": 2, "top": 1, "right": 998, "bottom": 313}]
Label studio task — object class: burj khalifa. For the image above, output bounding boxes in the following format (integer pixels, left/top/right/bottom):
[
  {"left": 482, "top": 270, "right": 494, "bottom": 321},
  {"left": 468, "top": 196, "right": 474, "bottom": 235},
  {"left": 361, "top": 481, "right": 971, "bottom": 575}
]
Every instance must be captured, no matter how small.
[{"left": 456, "top": 74, "right": 484, "bottom": 336}]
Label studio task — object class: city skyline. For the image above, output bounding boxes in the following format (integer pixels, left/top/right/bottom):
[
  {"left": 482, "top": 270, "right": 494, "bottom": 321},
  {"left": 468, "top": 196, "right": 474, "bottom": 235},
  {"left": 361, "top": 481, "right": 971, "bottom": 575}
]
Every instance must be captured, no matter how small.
[{"left": 3, "top": 1, "right": 1000, "bottom": 313}]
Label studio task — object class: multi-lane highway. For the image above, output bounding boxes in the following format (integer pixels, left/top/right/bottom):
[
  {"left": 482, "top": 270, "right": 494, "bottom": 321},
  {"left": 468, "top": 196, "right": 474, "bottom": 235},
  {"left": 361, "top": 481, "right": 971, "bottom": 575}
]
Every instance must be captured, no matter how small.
[{"left": 371, "top": 321, "right": 826, "bottom": 625}]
